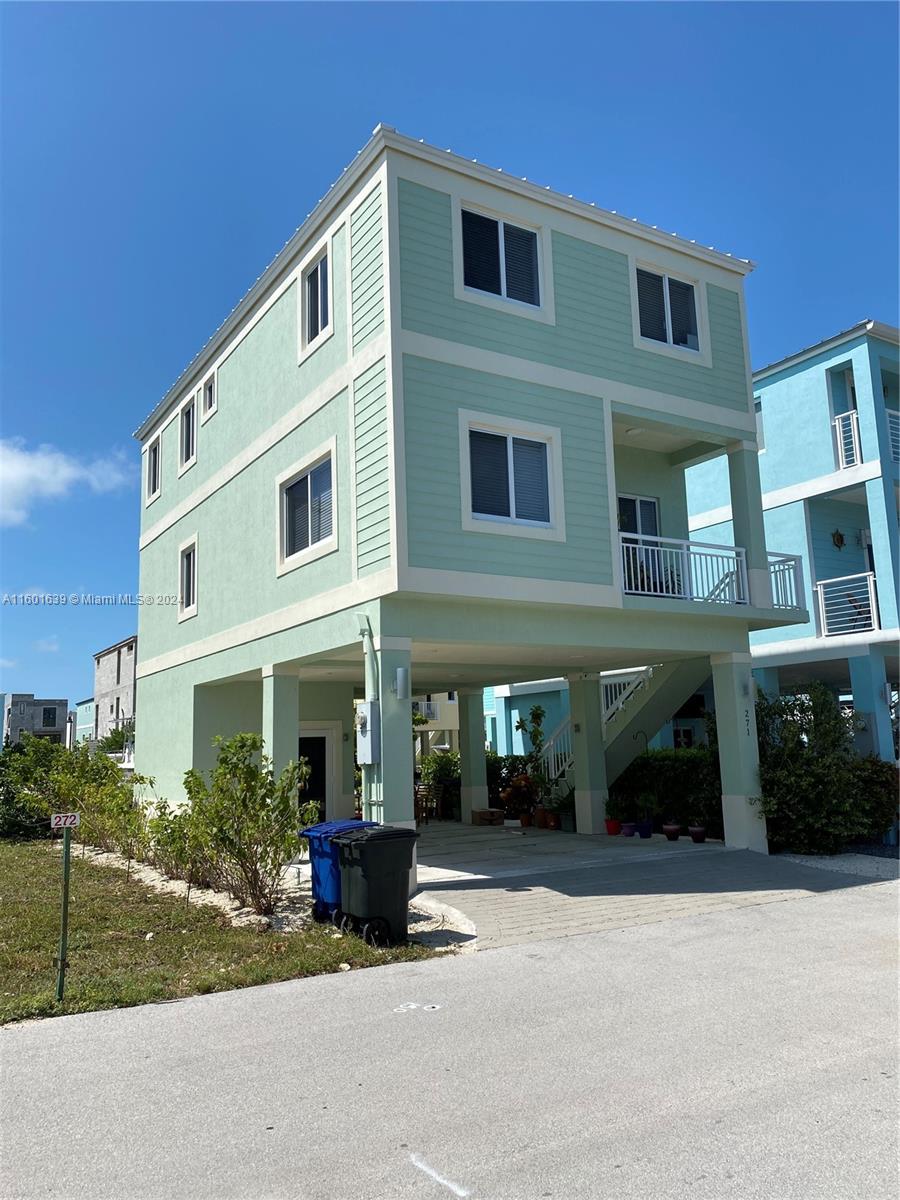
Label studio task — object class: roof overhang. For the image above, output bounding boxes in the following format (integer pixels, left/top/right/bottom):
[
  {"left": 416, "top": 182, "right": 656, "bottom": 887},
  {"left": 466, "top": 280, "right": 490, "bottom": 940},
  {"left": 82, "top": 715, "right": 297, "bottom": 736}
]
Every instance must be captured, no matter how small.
[{"left": 753, "top": 319, "right": 900, "bottom": 383}]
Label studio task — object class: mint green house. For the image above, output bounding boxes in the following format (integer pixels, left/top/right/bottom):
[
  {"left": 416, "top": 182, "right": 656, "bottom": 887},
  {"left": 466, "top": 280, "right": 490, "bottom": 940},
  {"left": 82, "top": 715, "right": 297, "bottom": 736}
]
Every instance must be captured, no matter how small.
[{"left": 134, "top": 125, "right": 806, "bottom": 851}]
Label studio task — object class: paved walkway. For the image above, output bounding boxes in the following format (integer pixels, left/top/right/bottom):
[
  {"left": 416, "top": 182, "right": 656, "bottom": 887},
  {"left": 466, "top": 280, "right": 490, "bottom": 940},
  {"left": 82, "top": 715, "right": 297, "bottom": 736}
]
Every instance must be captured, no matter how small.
[{"left": 415, "top": 823, "right": 884, "bottom": 949}]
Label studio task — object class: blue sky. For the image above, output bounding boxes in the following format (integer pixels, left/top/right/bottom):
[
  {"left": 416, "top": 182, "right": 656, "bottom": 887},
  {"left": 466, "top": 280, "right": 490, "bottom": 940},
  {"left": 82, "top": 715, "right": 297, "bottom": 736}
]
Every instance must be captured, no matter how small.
[{"left": 1, "top": 1, "right": 897, "bottom": 706}]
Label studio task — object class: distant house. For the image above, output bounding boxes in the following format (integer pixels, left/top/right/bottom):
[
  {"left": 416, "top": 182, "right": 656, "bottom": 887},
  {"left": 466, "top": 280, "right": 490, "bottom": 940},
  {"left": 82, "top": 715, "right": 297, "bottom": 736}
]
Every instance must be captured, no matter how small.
[
  {"left": 92, "top": 636, "right": 137, "bottom": 741},
  {"left": 2, "top": 694, "right": 69, "bottom": 745},
  {"left": 75, "top": 698, "right": 95, "bottom": 744}
]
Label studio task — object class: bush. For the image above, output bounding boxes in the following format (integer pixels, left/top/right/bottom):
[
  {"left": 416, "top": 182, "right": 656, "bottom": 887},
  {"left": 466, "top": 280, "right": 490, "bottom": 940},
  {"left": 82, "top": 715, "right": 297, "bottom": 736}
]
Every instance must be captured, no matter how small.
[
  {"left": 485, "top": 751, "right": 531, "bottom": 805},
  {"left": 0, "top": 737, "right": 64, "bottom": 837},
  {"left": 609, "top": 748, "right": 722, "bottom": 835}
]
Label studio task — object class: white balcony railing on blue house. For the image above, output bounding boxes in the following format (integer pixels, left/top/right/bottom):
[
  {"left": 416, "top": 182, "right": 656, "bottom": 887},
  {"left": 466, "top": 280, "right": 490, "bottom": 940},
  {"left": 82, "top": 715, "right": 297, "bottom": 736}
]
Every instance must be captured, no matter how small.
[
  {"left": 887, "top": 409, "right": 900, "bottom": 464},
  {"left": 815, "top": 572, "right": 879, "bottom": 636},
  {"left": 768, "top": 552, "right": 805, "bottom": 610},
  {"left": 834, "top": 410, "right": 861, "bottom": 469}
]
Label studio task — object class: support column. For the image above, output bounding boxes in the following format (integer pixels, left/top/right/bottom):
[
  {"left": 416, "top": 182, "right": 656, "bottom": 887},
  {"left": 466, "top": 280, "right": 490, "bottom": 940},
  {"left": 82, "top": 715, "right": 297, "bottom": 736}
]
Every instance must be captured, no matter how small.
[
  {"left": 864, "top": 475, "right": 899, "bottom": 631},
  {"left": 710, "top": 652, "right": 768, "bottom": 852},
  {"left": 849, "top": 648, "right": 894, "bottom": 761},
  {"left": 753, "top": 666, "right": 780, "bottom": 700},
  {"left": 458, "top": 689, "right": 488, "bottom": 824},
  {"left": 261, "top": 666, "right": 299, "bottom": 781},
  {"left": 728, "top": 443, "right": 772, "bottom": 608},
  {"left": 362, "top": 638, "right": 415, "bottom": 827},
  {"left": 568, "top": 675, "right": 608, "bottom": 836}
]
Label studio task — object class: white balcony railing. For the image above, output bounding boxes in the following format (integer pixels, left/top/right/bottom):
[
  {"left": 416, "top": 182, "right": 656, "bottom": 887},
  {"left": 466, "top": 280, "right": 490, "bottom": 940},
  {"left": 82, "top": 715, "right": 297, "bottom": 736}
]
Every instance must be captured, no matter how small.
[
  {"left": 412, "top": 700, "right": 439, "bottom": 721},
  {"left": 815, "top": 572, "right": 879, "bottom": 636},
  {"left": 834, "top": 410, "right": 861, "bottom": 469},
  {"left": 887, "top": 409, "right": 900, "bottom": 464},
  {"left": 621, "top": 534, "right": 748, "bottom": 605},
  {"left": 768, "top": 552, "right": 805, "bottom": 610}
]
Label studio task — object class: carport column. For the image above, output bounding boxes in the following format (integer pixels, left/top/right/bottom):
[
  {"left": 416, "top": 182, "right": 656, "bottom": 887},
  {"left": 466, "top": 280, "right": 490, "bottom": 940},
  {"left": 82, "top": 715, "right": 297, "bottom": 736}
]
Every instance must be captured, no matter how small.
[
  {"left": 458, "top": 689, "right": 488, "bottom": 824},
  {"left": 728, "top": 443, "right": 772, "bottom": 608},
  {"left": 371, "top": 638, "right": 415, "bottom": 827},
  {"left": 568, "top": 675, "right": 608, "bottom": 836},
  {"left": 849, "top": 648, "right": 894, "bottom": 762},
  {"left": 261, "top": 666, "right": 299, "bottom": 780},
  {"left": 710, "top": 652, "right": 768, "bottom": 853}
]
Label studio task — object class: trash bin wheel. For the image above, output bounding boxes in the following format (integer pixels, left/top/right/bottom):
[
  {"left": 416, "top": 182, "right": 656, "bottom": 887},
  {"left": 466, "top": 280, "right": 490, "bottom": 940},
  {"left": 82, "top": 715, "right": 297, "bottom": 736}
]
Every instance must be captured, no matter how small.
[
  {"left": 362, "top": 918, "right": 389, "bottom": 947},
  {"left": 339, "top": 913, "right": 354, "bottom": 935},
  {"left": 330, "top": 907, "right": 344, "bottom": 929}
]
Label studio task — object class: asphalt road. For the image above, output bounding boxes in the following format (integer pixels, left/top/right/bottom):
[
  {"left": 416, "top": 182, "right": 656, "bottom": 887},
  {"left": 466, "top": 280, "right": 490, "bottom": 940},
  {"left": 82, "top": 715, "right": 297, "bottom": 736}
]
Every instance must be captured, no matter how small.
[{"left": 2, "top": 877, "right": 897, "bottom": 1200}]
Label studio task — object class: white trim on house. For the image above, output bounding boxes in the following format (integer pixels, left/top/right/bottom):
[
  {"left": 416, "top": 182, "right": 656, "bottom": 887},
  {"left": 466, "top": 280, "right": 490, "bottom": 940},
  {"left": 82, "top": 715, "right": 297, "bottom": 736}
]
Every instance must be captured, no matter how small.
[
  {"left": 398, "top": 565, "right": 621, "bottom": 609},
  {"left": 274, "top": 437, "right": 339, "bottom": 578},
  {"left": 177, "top": 534, "right": 198, "bottom": 623},
  {"left": 628, "top": 256, "right": 713, "bottom": 369},
  {"left": 200, "top": 369, "right": 217, "bottom": 425},
  {"left": 298, "top": 234, "right": 335, "bottom": 363},
  {"left": 380, "top": 157, "right": 405, "bottom": 592},
  {"left": 450, "top": 194, "right": 555, "bottom": 326},
  {"left": 603, "top": 399, "right": 624, "bottom": 595},
  {"left": 177, "top": 393, "right": 198, "bottom": 477},
  {"left": 750, "top": 626, "right": 898, "bottom": 667},
  {"left": 458, "top": 409, "right": 566, "bottom": 542},
  {"left": 299, "top": 721, "right": 341, "bottom": 818}
]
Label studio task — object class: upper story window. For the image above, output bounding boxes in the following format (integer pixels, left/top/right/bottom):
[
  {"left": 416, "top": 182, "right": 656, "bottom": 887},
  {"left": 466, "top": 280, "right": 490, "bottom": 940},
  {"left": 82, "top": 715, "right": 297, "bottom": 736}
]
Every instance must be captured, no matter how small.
[
  {"left": 470, "top": 429, "right": 550, "bottom": 524},
  {"left": 146, "top": 436, "right": 161, "bottom": 503},
  {"left": 462, "top": 210, "right": 540, "bottom": 307},
  {"left": 276, "top": 443, "right": 338, "bottom": 576},
  {"left": 179, "top": 396, "right": 196, "bottom": 473},
  {"left": 201, "top": 373, "right": 217, "bottom": 421},
  {"left": 636, "top": 268, "right": 699, "bottom": 352},
  {"left": 754, "top": 398, "right": 766, "bottom": 451},
  {"left": 178, "top": 537, "right": 198, "bottom": 622},
  {"left": 42, "top": 707, "right": 56, "bottom": 728},
  {"left": 303, "top": 249, "right": 330, "bottom": 349}
]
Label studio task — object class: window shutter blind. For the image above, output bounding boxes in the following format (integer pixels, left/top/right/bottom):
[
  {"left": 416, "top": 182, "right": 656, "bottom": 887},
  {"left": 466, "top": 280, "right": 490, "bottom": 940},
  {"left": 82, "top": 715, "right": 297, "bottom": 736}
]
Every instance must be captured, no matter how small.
[
  {"left": 636, "top": 269, "right": 667, "bottom": 343},
  {"left": 286, "top": 476, "right": 310, "bottom": 556},
  {"left": 310, "top": 460, "right": 333, "bottom": 543},
  {"left": 503, "top": 223, "right": 539, "bottom": 305},
  {"left": 462, "top": 210, "right": 501, "bottom": 296},
  {"left": 469, "top": 430, "right": 510, "bottom": 517},
  {"left": 667, "top": 278, "right": 698, "bottom": 349},
  {"left": 512, "top": 437, "right": 549, "bottom": 521}
]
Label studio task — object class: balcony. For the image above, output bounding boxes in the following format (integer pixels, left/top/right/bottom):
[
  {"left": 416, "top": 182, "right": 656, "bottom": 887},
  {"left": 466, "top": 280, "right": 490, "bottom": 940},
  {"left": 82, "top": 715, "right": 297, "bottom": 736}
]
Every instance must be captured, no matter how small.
[
  {"left": 815, "top": 572, "right": 879, "bottom": 636},
  {"left": 768, "top": 552, "right": 805, "bottom": 609},
  {"left": 834, "top": 410, "right": 861, "bottom": 469},
  {"left": 412, "top": 700, "right": 440, "bottom": 721},
  {"left": 887, "top": 409, "right": 900, "bottom": 464},
  {"left": 621, "top": 534, "right": 748, "bottom": 604}
]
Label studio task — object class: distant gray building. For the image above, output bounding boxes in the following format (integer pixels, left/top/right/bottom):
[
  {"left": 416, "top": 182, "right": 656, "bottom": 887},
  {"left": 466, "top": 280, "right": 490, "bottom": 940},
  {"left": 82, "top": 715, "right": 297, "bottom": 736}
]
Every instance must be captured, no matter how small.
[
  {"left": 93, "top": 636, "right": 137, "bottom": 741},
  {"left": 3, "top": 694, "right": 69, "bottom": 745}
]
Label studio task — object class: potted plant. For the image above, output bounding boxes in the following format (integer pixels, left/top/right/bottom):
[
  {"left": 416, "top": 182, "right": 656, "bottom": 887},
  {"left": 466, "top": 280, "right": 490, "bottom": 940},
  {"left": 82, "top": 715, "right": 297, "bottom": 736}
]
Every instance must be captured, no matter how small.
[
  {"left": 621, "top": 821, "right": 637, "bottom": 837},
  {"left": 636, "top": 793, "right": 656, "bottom": 839},
  {"left": 662, "top": 820, "right": 681, "bottom": 841},
  {"left": 688, "top": 822, "right": 707, "bottom": 843},
  {"left": 554, "top": 786, "right": 576, "bottom": 833},
  {"left": 500, "top": 774, "right": 537, "bottom": 828},
  {"left": 604, "top": 793, "right": 627, "bottom": 836}
]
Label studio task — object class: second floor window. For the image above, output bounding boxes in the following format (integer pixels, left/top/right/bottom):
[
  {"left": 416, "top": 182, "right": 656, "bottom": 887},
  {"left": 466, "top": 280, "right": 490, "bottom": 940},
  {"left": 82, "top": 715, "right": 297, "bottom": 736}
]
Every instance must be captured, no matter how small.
[
  {"left": 304, "top": 251, "right": 330, "bottom": 346},
  {"left": 462, "top": 210, "right": 540, "bottom": 307},
  {"left": 42, "top": 707, "right": 56, "bottom": 728},
  {"left": 146, "top": 436, "right": 161, "bottom": 501},
  {"left": 179, "top": 540, "right": 197, "bottom": 619},
  {"left": 284, "top": 457, "right": 333, "bottom": 559},
  {"left": 203, "top": 374, "right": 216, "bottom": 416},
  {"left": 180, "top": 398, "right": 196, "bottom": 470},
  {"left": 469, "top": 429, "right": 550, "bottom": 524},
  {"left": 637, "top": 268, "right": 699, "bottom": 351}
]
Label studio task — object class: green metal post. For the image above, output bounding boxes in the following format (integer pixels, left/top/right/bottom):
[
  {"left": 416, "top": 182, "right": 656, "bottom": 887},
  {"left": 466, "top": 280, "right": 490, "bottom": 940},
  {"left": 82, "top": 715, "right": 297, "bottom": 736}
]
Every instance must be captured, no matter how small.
[{"left": 56, "top": 826, "right": 72, "bottom": 1003}]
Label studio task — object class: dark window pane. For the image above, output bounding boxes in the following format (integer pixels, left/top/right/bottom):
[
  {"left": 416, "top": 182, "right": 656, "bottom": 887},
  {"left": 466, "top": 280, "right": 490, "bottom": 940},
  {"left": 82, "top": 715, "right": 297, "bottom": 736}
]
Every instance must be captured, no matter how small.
[
  {"left": 512, "top": 437, "right": 549, "bottom": 521},
  {"left": 182, "top": 549, "right": 195, "bottom": 609},
  {"left": 310, "top": 460, "right": 332, "bottom": 544},
  {"left": 318, "top": 255, "right": 328, "bottom": 330},
  {"left": 503, "top": 223, "right": 539, "bottom": 305},
  {"left": 618, "top": 496, "right": 638, "bottom": 535},
  {"left": 636, "top": 269, "right": 667, "bottom": 343},
  {"left": 181, "top": 404, "right": 194, "bottom": 462},
  {"left": 462, "top": 210, "right": 501, "bottom": 296},
  {"left": 307, "top": 264, "right": 320, "bottom": 342},
  {"left": 638, "top": 499, "right": 659, "bottom": 537},
  {"left": 668, "top": 278, "right": 698, "bottom": 349},
  {"left": 469, "top": 430, "right": 510, "bottom": 517},
  {"left": 286, "top": 475, "right": 310, "bottom": 556}
]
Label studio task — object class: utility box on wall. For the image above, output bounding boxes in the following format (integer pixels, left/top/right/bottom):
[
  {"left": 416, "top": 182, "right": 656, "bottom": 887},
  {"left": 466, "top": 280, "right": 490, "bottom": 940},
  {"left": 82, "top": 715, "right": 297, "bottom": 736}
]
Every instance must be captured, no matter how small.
[{"left": 356, "top": 701, "right": 381, "bottom": 764}]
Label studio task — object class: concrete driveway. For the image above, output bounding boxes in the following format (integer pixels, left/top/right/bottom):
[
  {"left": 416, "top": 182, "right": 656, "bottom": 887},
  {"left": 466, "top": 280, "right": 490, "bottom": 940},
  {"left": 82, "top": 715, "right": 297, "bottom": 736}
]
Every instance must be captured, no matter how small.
[{"left": 415, "top": 824, "right": 887, "bottom": 949}]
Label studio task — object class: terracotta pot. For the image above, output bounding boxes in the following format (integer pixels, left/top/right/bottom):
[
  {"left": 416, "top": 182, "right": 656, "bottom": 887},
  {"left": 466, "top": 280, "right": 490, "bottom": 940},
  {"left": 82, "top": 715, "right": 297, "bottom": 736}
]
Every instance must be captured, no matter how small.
[
  {"left": 621, "top": 822, "right": 637, "bottom": 837},
  {"left": 689, "top": 826, "right": 707, "bottom": 844},
  {"left": 520, "top": 812, "right": 533, "bottom": 828},
  {"left": 662, "top": 824, "right": 681, "bottom": 841},
  {"left": 604, "top": 818, "right": 622, "bottom": 836},
  {"left": 546, "top": 812, "right": 561, "bottom": 831},
  {"left": 533, "top": 805, "right": 548, "bottom": 829}
]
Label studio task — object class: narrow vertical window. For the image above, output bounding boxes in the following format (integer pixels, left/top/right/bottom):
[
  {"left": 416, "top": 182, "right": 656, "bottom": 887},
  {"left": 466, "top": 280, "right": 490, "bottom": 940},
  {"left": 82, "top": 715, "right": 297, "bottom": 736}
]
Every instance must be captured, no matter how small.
[
  {"left": 146, "top": 436, "right": 161, "bottom": 500},
  {"left": 180, "top": 398, "right": 196, "bottom": 469},
  {"left": 754, "top": 398, "right": 765, "bottom": 451},
  {"left": 179, "top": 541, "right": 197, "bottom": 619},
  {"left": 304, "top": 251, "right": 330, "bottom": 346},
  {"left": 203, "top": 375, "right": 216, "bottom": 416}
]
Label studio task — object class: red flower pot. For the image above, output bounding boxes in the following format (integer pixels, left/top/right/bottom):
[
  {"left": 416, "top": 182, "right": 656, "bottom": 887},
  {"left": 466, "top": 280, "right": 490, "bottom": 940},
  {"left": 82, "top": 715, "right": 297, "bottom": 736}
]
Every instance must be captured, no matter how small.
[
  {"left": 605, "top": 819, "right": 622, "bottom": 836},
  {"left": 662, "top": 824, "right": 681, "bottom": 841},
  {"left": 520, "top": 812, "right": 533, "bottom": 828},
  {"left": 534, "top": 805, "right": 548, "bottom": 829},
  {"left": 689, "top": 826, "right": 707, "bottom": 844},
  {"left": 546, "top": 812, "right": 561, "bottom": 831}
]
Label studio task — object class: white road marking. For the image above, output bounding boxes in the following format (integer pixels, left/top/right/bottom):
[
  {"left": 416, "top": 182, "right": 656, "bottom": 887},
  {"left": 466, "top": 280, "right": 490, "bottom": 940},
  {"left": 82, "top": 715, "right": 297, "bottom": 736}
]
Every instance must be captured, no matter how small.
[{"left": 409, "top": 1152, "right": 471, "bottom": 1197}]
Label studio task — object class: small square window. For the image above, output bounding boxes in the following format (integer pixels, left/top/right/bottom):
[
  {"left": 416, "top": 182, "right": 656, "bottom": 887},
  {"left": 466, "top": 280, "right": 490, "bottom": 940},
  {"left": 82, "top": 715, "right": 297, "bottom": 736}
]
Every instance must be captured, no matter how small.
[
  {"left": 303, "top": 251, "right": 330, "bottom": 348},
  {"left": 282, "top": 457, "right": 334, "bottom": 561},
  {"left": 178, "top": 539, "right": 198, "bottom": 620},
  {"left": 179, "top": 398, "right": 196, "bottom": 471},
  {"left": 146, "top": 436, "right": 161, "bottom": 501},
  {"left": 636, "top": 268, "right": 699, "bottom": 352},
  {"left": 462, "top": 210, "right": 540, "bottom": 307}
]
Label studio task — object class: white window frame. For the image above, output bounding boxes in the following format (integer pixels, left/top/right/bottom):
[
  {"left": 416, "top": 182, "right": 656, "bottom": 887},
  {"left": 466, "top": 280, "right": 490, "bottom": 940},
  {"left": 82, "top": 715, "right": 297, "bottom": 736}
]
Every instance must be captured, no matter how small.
[
  {"left": 177, "top": 534, "right": 198, "bottom": 623},
  {"left": 628, "top": 255, "right": 712, "bottom": 368},
  {"left": 274, "top": 436, "right": 339, "bottom": 577},
  {"left": 458, "top": 409, "right": 566, "bottom": 542},
  {"left": 200, "top": 370, "right": 217, "bottom": 424},
  {"left": 451, "top": 196, "right": 555, "bottom": 326},
  {"left": 177, "top": 393, "right": 197, "bottom": 476},
  {"left": 298, "top": 235, "right": 334, "bottom": 362},
  {"left": 145, "top": 434, "right": 161, "bottom": 506}
]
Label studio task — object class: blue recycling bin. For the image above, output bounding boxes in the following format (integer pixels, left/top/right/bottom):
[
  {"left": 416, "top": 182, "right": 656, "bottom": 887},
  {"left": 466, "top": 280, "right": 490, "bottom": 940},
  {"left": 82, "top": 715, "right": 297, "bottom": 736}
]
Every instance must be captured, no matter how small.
[{"left": 300, "top": 820, "right": 377, "bottom": 919}]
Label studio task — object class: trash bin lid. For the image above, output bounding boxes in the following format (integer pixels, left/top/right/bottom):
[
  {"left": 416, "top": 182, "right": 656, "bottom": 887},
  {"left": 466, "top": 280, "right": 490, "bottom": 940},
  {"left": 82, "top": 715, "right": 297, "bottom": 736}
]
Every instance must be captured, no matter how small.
[
  {"left": 299, "top": 819, "right": 378, "bottom": 839},
  {"left": 332, "top": 824, "right": 419, "bottom": 845}
]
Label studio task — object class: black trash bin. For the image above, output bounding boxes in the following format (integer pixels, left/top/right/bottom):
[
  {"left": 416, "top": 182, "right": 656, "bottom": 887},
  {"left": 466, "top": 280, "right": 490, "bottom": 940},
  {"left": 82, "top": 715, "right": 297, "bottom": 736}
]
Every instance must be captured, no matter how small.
[{"left": 332, "top": 825, "right": 419, "bottom": 945}]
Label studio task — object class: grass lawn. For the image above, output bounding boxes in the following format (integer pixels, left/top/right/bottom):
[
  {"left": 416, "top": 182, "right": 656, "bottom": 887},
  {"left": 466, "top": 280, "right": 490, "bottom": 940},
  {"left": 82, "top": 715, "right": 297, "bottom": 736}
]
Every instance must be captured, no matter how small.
[{"left": 0, "top": 839, "right": 433, "bottom": 1024}]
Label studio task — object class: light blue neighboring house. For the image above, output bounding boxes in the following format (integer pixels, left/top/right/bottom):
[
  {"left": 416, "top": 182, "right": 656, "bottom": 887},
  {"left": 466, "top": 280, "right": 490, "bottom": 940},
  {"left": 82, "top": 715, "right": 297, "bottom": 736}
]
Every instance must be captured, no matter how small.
[
  {"left": 75, "top": 698, "right": 95, "bottom": 743},
  {"left": 686, "top": 319, "right": 899, "bottom": 761}
]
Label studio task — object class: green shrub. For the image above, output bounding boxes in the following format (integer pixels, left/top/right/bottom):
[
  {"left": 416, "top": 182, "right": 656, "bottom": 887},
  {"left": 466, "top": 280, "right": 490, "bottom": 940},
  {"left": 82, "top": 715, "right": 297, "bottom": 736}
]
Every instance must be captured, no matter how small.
[
  {"left": 0, "top": 736, "right": 64, "bottom": 837},
  {"left": 485, "top": 751, "right": 531, "bottom": 804},
  {"left": 609, "top": 748, "right": 722, "bottom": 834},
  {"left": 420, "top": 751, "right": 460, "bottom": 788}
]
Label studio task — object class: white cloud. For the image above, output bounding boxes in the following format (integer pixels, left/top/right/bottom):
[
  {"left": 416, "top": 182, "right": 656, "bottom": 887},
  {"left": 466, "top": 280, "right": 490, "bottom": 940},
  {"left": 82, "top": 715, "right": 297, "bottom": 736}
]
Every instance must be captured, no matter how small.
[
  {"left": 34, "top": 636, "right": 60, "bottom": 653},
  {"left": 0, "top": 658, "right": 16, "bottom": 669},
  {"left": 0, "top": 438, "right": 136, "bottom": 527}
]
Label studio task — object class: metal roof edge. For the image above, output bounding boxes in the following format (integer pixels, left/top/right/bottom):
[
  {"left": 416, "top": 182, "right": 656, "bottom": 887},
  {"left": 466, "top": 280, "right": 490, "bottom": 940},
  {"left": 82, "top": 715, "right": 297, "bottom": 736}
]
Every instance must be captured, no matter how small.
[{"left": 753, "top": 319, "right": 900, "bottom": 381}]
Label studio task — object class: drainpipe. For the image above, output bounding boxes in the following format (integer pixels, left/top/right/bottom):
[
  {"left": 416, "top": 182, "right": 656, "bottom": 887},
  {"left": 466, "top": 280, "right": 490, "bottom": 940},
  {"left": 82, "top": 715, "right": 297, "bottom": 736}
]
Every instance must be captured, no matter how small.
[{"left": 357, "top": 614, "right": 378, "bottom": 816}]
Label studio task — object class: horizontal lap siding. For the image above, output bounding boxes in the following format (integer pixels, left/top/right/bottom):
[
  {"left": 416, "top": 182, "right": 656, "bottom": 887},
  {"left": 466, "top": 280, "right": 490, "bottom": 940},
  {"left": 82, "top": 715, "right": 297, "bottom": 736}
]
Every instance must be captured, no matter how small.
[
  {"left": 351, "top": 185, "right": 384, "bottom": 353},
  {"left": 398, "top": 179, "right": 749, "bottom": 414},
  {"left": 354, "top": 360, "right": 391, "bottom": 576},
  {"left": 403, "top": 354, "right": 612, "bottom": 584}
]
